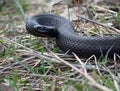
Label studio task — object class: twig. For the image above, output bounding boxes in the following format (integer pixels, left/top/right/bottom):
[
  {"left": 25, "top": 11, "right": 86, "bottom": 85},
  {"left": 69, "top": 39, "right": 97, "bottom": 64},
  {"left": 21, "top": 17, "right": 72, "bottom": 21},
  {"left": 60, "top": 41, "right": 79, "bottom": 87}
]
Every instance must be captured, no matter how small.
[
  {"left": 0, "top": 36, "right": 109, "bottom": 73},
  {"left": 0, "top": 37, "right": 112, "bottom": 91},
  {"left": 104, "top": 67, "right": 119, "bottom": 91},
  {"left": 72, "top": 52, "right": 87, "bottom": 74},
  {"left": 38, "top": 41, "right": 112, "bottom": 91},
  {"left": 27, "top": 74, "right": 82, "bottom": 82},
  {"left": 0, "top": 56, "right": 35, "bottom": 74},
  {"left": 95, "top": 5, "right": 117, "bottom": 15},
  {"left": 23, "top": 58, "right": 42, "bottom": 77},
  {"left": 47, "top": 50, "right": 112, "bottom": 91},
  {"left": 0, "top": 36, "right": 61, "bottom": 64},
  {"left": 31, "top": 66, "right": 52, "bottom": 87},
  {"left": 77, "top": 14, "right": 120, "bottom": 33},
  {"left": 86, "top": 55, "right": 102, "bottom": 75}
]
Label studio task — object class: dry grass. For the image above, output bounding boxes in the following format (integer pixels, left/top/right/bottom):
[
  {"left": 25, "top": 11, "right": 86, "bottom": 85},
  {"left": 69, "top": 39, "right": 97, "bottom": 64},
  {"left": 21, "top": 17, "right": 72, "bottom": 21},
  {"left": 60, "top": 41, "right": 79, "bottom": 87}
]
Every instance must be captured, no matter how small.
[{"left": 0, "top": 0, "right": 120, "bottom": 91}]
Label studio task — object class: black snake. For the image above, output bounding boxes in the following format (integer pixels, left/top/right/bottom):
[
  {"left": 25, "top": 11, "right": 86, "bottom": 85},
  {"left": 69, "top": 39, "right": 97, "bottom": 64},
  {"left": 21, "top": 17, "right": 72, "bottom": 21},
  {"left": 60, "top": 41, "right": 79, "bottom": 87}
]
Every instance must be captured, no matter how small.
[{"left": 26, "top": 14, "right": 120, "bottom": 58}]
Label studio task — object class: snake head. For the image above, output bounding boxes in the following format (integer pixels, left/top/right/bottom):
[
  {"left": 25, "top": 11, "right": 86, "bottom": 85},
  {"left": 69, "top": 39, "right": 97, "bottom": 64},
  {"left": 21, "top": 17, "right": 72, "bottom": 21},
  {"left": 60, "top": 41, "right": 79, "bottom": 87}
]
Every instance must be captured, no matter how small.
[{"left": 33, "top": 24, "right": 57, "bottom": 37}]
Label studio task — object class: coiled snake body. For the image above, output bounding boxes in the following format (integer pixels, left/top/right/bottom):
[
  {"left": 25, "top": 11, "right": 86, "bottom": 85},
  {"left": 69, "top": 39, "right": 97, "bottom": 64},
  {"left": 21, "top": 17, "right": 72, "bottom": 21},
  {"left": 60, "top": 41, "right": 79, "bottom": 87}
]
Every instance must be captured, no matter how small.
[{"left": 26, "top": 14, "right": 120, "bottom": 58}]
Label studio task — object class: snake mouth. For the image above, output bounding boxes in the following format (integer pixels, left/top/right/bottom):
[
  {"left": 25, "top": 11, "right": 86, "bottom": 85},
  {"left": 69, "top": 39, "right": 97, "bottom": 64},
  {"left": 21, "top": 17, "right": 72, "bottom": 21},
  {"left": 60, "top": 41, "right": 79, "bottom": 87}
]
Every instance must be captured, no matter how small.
[
  {"left": 32, "top": 24, "right": 58, "bottom": 37},
  {"left": 33, "top": 24, "right": 56, "bottom": 31}
]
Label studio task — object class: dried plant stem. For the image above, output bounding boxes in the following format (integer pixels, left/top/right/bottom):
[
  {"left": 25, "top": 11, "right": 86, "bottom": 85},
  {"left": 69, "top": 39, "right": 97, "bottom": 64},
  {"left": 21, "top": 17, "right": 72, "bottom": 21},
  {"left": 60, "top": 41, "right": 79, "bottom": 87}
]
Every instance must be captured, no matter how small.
[
  {"left": 0, "top": 37, "right": 112, "bottom": 91},
  {"left": 27, "top": 74, "right": 82, "bottom": 82},
  {"left": 77, "top": 14, "right": 120, "bottom": 33},
  {"left": 49, "top": 52, "right": 112, "bottom": 91},
  {"left": 0, "top": 36, "right": 61, "bottom": 63},
  {"left": 0, "top": 56, "right": 35, "bottom": 74}
]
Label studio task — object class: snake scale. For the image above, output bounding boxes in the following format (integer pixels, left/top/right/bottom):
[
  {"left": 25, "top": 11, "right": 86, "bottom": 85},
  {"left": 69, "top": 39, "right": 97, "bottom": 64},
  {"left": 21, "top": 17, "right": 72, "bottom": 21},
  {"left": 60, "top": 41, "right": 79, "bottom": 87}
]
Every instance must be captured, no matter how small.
[{"left": 26, "top": 14, "right": 120, "bottom": 58}]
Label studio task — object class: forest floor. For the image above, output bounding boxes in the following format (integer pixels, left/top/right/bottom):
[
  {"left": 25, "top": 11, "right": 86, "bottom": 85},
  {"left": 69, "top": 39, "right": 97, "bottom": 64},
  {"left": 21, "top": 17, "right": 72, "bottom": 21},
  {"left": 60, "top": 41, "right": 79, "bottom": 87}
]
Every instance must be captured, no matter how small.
[{"left": 0, "top": 0, "right": 120, "bottom": 91}]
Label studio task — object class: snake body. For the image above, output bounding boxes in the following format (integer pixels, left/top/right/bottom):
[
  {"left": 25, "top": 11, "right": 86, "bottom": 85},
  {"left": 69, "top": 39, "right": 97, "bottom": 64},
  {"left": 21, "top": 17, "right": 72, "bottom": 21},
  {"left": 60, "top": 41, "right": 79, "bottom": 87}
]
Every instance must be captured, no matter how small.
[{"left": 26, "top": 14, "right": 120, "bottom": 58}]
